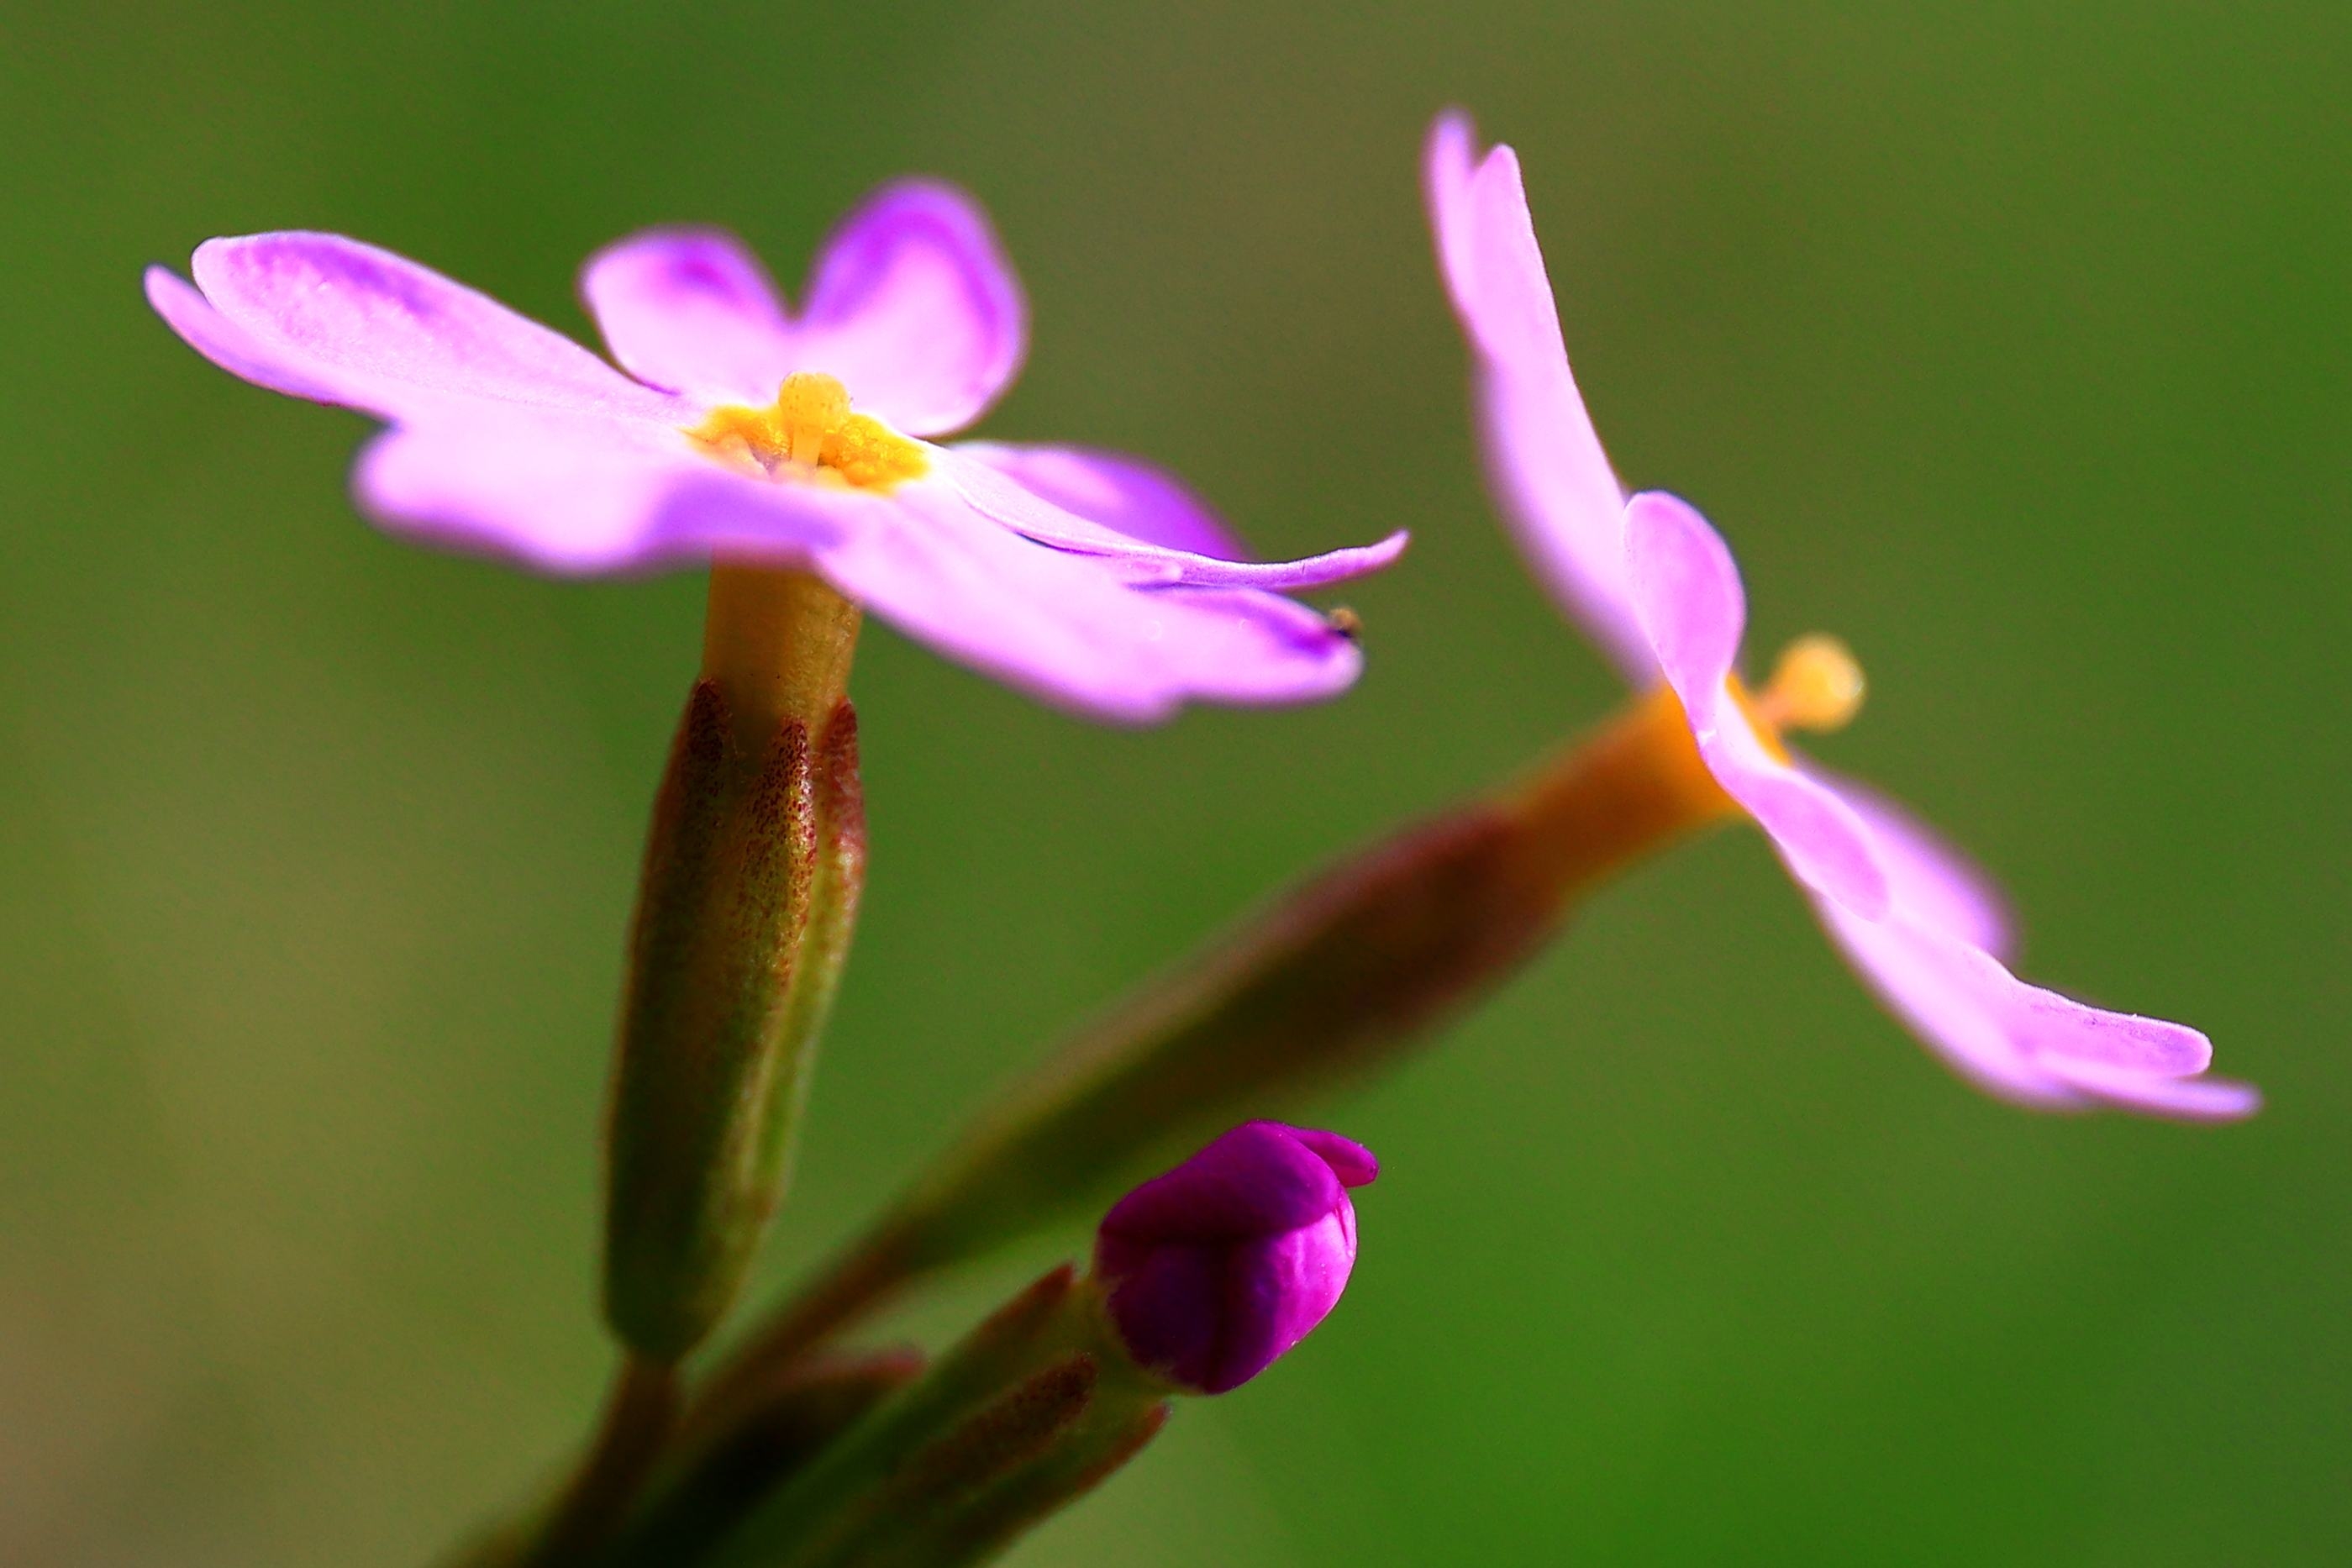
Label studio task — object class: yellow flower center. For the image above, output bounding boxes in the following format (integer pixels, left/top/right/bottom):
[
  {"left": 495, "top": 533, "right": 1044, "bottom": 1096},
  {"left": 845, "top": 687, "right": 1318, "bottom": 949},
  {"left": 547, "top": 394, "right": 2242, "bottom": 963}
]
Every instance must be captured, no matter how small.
[
  {"left": 1734, "top": 633, "right": 1865, "bottom": 761},
  {"left": 687, "top": 372, "right": 928, "bottom": 492},
  {"left": 1758, "top": 634, "right": 1865, "bottom": 734}
]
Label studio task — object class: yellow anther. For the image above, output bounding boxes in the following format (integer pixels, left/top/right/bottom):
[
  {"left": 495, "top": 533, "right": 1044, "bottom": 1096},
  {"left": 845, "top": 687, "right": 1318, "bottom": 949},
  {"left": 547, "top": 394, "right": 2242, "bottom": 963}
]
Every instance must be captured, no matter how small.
[
  {"left": 1760, "top": 634, "right": 1865, "bottom": 734},
  {"left": 774, "top": 371, "right": 851, "bottom": 466},
  {"left": 686, "top": 371, "right": 926, "bottom": 492},
  {"left": 822, "top": 413, "right": 929, "bottom": 490}
]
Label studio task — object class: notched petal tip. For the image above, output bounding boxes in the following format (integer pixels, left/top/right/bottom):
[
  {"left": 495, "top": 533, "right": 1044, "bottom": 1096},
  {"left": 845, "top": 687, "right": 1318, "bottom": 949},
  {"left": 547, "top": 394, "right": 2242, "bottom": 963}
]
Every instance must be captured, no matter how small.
[
  {"left": 795, "top": 177, "right": 1029, "bottom": 437},
  {"left": 580, "top": 226, "right": 797, "bottom": 403},
  {"left": 145, "top": 261, "right": 349, "bottom": 404},
  {"left": 1814, "top": 886, "right": 2251, "bottom": 1123}
]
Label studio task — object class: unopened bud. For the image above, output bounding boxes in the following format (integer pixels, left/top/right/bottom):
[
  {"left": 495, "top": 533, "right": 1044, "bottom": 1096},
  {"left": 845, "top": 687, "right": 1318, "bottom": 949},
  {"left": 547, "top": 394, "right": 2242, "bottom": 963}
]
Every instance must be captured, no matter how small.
[
  {"left": 1097, "top": 1122, "right": 1377, "bottom": 1394},
  {"left": 698, "top": 1126, "right": 1377, "bottom": 1568}
]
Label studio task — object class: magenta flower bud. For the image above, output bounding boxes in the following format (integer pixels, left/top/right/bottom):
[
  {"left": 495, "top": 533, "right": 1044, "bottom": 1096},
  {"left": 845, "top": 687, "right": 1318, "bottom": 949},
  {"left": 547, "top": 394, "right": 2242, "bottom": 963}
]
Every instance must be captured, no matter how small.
[{"left": 1094, "top": 1121, "right": 1377, "bottom": 1395}]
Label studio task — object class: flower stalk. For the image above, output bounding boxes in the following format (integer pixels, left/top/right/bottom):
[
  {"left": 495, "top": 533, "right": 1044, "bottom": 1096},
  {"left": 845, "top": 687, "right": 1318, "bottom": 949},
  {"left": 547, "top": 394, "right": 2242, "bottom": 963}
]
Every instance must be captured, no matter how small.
[
  {"left": 700, "top": 566, "right": 863, "bottom": 745},
  {"left": 687, "top": 1266, "right": 1170, "bottom": 1568},
  {"left": 615, "top": 1348, "right": 928, "bottom": 1567},
  {"left": 518, "top": 1355, "right": 681, "bottom": 1567}
]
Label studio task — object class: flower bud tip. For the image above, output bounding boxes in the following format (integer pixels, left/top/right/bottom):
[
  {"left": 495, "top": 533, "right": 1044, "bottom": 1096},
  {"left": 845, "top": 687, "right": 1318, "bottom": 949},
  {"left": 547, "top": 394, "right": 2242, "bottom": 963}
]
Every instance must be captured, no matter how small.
[{"left": 1095, "top": 1121, "right": 1376, "bottom": 1395}]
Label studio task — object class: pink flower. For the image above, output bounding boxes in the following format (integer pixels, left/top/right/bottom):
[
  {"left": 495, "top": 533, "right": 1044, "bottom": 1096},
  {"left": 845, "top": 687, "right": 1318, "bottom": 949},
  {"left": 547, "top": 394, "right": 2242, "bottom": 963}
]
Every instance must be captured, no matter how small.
[
  {"left": 147, "top": 184, "right": 1404, "bottom": 723},
  {"left": 1427, "top": 112, "right": 2254, "bottom": 1119},
  {"left": 1096, "top": 1121, "right": 1377, "bottom": 1395}
]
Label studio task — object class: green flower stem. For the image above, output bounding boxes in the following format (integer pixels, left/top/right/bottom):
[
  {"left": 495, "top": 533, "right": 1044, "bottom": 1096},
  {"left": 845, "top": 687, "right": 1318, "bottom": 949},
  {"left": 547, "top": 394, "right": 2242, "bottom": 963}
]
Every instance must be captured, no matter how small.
[
  {"left": 614, "top": 1348, "right": 927, "bottom": 1567},
  {"left": 518, "top": 1355, "right": 680, "bottom": 1568},
  {"left": 691, "top": 1269, "right": 1169, "bottom": 1568}
]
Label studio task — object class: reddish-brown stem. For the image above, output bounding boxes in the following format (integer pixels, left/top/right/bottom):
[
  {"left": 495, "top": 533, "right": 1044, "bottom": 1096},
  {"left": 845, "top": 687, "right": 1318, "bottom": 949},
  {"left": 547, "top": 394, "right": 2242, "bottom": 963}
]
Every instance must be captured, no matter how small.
[{"left": 522, "top": 1355, "right": 681, "bottom": 1567}]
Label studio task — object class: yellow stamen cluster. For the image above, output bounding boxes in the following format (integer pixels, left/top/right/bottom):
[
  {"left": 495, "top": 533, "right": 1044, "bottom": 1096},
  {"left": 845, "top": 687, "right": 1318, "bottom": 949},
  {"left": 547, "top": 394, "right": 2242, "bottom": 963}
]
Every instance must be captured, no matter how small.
[
  {"left": 1759, "top": 634, "right": 1866, "bottom": 734},
  {"left": 689, "top": 371, "right": 927, "bottom": 492}
]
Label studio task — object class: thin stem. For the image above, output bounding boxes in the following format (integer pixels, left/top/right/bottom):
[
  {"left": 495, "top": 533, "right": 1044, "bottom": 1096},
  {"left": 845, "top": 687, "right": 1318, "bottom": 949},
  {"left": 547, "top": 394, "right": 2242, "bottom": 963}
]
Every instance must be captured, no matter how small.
[
  {"left": 683, "top": 1223, "right": 923, "bottom": 1450},
  {"left": 1500, "top": 684, "right": 1738, "bottom": 887},
  {"left": 702, "top": 564, "right": 862, "bottom": 741},
  {"left": 523, "top": 1355, "right": 681, "bottom": 1567}
]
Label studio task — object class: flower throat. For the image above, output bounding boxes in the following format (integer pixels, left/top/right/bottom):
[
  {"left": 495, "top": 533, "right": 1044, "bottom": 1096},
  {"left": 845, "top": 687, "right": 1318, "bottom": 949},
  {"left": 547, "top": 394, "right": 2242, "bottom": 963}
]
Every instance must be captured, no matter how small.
[{"left": 690, "top": 372, "right": 927, "bottom": 492}]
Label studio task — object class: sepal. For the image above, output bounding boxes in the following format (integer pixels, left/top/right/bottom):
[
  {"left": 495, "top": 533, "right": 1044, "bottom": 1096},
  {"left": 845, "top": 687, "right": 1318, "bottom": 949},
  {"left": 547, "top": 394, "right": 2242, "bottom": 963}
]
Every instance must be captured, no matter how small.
[{"left": 602, "top": 681, "right": 867, "bottom": 1360}]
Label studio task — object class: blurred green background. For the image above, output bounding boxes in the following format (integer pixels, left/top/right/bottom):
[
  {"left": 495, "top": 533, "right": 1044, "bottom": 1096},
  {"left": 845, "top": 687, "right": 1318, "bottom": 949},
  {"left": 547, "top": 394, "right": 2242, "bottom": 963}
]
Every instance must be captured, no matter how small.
[{"left": 3, "top": 1, "right": 2345, "bottom": 1562}]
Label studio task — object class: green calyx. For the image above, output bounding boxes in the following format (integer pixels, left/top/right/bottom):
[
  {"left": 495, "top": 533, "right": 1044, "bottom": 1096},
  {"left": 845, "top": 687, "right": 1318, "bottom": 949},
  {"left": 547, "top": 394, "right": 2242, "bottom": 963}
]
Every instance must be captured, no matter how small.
[{"left": 602, "top": 681, "right": 867, "bottom": 1362}]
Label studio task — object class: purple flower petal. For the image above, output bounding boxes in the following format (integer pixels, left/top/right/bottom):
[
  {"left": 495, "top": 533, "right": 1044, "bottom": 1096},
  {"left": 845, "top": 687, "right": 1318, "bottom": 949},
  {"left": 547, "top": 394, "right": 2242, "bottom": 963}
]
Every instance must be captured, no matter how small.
[
  {"left": 580, "top": 228, "right": 798, "bottom": 405},
  {"left": 353, "top": 409, "right": 847, "bottom": 575},
  {"left": 147, "top": 266, "right": 351, "bottom": 405},
  {"left": 1425, "top": 113, "right": 1650, "bottom": 677},
  {"left": 1800, "top": 764, "right": 2016, "bottom": 961},
  {"left": 1808, "top": 897, "right": 2090, "bottom": 1107},
  {"left": 1623, "top": 492, "right": 1890, "bottom": 918},
  {"left": 1795, "top": 768, "right": 2247, "bottom": 1121},
  {"left": 1199, "top": 1218, "right": 1356, "bottom": 1393},
  {"left": 1093, "top": 1238, "right": 1226, "bottom": 1387},
  {"left": 1811, "top": 892, "right": 2249, "bottom": 1119},
  {"left": 2039, "top": 1058, "right": 2261, "bottom": 1122},
  {"left": 1099, "top": 1123, "right": 1351, "bottom": 1243},
  {"left": 951, "top": 441, "right": 1250, "bottom": 560},
  {"left": 789, "top": 182, "right": 1026, "bottom": 438},
  {"left": 165, "top": 233, "right": 690, "bottom": 425},
  {"left": 1285, "top": 1128, "right": 1380, "bottom": 1188},
  {"left": 2005, "top": 976, "right": 2213, "bottom": 1076},
  {"left": 944, "top": 448, "right": 1408, "bottom": 590},
  {"left": 810, "top": 477, "right": 1364, "bottom": 723}
]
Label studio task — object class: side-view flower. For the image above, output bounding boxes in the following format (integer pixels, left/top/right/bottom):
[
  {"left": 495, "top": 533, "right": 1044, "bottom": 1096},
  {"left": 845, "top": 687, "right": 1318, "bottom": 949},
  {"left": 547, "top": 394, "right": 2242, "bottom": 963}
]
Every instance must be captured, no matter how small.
[
  {"left": 146, "top": 182, "right": 1402, "bottom": 722},
  {"left": 1427, "top": 111, "right": 2253, "bottom": 1118},
  {"left": 145, "top": 176, "right": 1409, "bottom": 1565}
]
